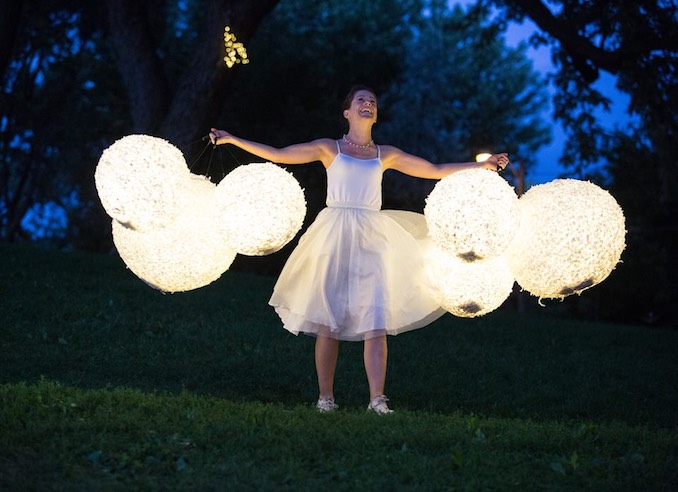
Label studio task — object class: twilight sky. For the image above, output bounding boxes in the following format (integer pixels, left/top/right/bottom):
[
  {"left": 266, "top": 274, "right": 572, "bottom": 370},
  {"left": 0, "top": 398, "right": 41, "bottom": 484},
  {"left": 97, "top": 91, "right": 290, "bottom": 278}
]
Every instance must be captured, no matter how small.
[{"left": 500, "top": 10, "right": 634, "bottom": 184}]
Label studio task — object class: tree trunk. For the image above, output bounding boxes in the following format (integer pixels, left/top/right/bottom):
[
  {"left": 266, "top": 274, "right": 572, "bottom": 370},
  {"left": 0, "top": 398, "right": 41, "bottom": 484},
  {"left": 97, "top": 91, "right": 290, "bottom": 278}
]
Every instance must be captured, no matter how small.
[
  {"left": 105, "top": 0, "right": 280, "bottom": 147},
  {"left": 105, "top": 0, "right": 172, "bottom": 134}
]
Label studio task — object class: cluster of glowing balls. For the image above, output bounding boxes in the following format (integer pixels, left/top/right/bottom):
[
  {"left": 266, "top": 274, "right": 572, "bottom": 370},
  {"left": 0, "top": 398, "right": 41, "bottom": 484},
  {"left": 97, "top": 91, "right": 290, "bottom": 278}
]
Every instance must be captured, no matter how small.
[
  {"left": 421, "top": 168, "right": 519, "bottom": 318},
  {"left": 507, "top": 179, "right": 626, "bottom": 301},
  {"left": 424, "top": 168, "right": 520, "bottom": 261},
  {"left": 214, "top": 163, "right": 307, "bottom": 256},
  {"left": 422, "top": 169, "right": 626, "bottom": 318},
  {"left": 95, "top": 135, "right": 306, "bottom": 293}
]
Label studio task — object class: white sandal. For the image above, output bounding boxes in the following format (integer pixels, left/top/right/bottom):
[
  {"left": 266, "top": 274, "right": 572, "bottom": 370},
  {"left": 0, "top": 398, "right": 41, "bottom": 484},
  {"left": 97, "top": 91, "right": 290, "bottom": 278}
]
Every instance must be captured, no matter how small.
[
  {"left": 316, "top": 397, "right": 339, "bottom": 413},
  {"left": 367, "top": 395, "right": 394, "bottom": 415}
]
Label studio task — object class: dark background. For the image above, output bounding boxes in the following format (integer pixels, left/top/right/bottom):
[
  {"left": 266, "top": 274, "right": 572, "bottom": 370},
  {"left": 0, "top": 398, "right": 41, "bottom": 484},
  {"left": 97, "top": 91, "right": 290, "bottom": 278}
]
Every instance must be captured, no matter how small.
[{"left": 1, "top": 0, "right": 676, "bottom": 326}]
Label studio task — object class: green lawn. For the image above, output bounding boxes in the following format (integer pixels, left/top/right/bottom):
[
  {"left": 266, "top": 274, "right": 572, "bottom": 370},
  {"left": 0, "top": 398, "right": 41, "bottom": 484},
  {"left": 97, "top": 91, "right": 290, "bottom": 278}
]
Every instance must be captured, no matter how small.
[{"left": 1, "top": 244, "right": 676, "bottom": 490}]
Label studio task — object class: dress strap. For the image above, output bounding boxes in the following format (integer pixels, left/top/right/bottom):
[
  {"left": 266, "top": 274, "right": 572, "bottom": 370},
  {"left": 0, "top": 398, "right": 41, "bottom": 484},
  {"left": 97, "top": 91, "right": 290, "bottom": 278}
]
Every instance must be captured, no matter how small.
[
  {"left": 335, "top": 140, "right": 341, "bottom": 154},
  {"left": 376, "top": 145, "right": 380, "bottom": 159}
]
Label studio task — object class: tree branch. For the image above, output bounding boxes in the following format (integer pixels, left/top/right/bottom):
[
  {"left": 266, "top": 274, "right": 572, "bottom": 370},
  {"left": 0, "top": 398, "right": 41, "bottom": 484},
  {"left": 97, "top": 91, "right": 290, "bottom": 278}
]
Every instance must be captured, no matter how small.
[{"left": 507, "top": 0, "right": 678, "bottom": 81}]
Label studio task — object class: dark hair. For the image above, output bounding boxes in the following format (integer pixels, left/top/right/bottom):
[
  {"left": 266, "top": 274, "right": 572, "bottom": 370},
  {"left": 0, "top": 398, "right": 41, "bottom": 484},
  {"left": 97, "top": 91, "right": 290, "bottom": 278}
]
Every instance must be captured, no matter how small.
[{"left": 341, "top": 85, "right": 377, "bottom": 111}]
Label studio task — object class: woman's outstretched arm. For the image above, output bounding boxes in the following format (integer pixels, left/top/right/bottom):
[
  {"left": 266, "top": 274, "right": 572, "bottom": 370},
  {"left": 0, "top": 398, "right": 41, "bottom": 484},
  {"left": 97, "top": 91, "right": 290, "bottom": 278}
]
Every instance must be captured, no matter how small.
[
  {"left": 381, "top": 145, "right": 508, "bottom": 179},
  {"left": 210, "top": 129, "right": 335, "bottom": 167}
]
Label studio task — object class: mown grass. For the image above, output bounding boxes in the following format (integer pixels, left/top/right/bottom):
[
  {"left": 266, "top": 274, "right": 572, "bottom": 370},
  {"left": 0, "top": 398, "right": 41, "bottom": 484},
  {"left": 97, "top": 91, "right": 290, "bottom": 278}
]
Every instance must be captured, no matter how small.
[{"left": 1, "top": 243, "right": 677, "bottom": 490}]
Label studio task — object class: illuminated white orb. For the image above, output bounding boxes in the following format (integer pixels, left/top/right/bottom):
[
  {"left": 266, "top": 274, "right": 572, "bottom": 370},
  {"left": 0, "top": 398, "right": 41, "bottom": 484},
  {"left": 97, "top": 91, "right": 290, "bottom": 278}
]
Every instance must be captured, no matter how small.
[
  {"left": 214, "top": 163, "right": 306, "bottom": 256},
  {"left": 112, "top": 174, "right": 237, "bottom": 293},
  {"left": 424, "top": 168, "right": 519, "bottom": 261},
  {"left": 426, "top": 245, "right": 515, "bottom": 317},
  {"left": 95, "top": 134, "right": 191, "bottom": 231},
  {"left": 507, "top": 179, "right": 626, "bottom": 300}
]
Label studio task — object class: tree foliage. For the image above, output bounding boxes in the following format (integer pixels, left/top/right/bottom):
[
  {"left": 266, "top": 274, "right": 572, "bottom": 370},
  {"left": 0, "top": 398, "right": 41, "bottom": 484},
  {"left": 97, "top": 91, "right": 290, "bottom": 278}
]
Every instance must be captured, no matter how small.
[
  {"left": 0, "top": 0, "right": 117, "bottom": 246},
  {"left": 487, "top": 0, "right": 677, "bottom": 324},
  {"left": 376, "top": 1, "right": 550, "bottom": 208},
  {"left": 1, "top": 0, "right": 280, "bottom": 248},
  {"left": 220, "top": 0, "right": 549, "bottom": 214},
  {"left": 488, "top": 0, "right": 676, "bottom": 171}
]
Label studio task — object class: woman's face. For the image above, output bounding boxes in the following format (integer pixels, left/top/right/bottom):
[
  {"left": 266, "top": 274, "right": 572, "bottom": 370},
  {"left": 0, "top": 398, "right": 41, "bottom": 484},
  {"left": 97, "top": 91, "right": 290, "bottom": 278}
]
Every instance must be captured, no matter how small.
[{"left": 344, "top": 90, "right": 378, "bottom": 124}]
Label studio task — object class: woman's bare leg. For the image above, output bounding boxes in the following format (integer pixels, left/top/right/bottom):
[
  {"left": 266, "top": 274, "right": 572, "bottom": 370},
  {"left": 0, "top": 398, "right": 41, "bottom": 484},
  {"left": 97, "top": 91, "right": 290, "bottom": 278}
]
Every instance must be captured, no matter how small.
[
  {"left": 364, "top": 334, "right": 388, "bottom": 400},
  {"left": 315, "top": 335, "right": 340, "bottom": 399}
]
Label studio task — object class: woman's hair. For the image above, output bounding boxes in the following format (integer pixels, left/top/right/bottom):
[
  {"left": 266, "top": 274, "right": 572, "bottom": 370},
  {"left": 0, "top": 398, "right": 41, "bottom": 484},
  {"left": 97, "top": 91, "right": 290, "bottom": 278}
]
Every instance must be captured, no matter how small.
[{"left": 341, "top": 85, "right": 377, "bottom": 111}]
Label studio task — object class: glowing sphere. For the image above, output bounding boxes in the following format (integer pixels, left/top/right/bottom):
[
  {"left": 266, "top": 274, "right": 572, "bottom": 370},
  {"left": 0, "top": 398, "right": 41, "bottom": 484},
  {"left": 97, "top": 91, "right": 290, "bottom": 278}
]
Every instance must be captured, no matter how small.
[
  {"left": 112, "top": 174, "right": 237, "bottom": 293},
  {"left": 507, "top": 179, "right": 626, "bottom": 300},
  {"left": 95, "top": 134, "right": 191, "bottom": 231},
  {"left": 424, "top": 168, "right": 519, "bottom": 261},
  {"left": 214, "top": 163, "right": 306, "bottom": 256},
  {"left": 426, "top": 245, "right": 515, "bottom": 317}
]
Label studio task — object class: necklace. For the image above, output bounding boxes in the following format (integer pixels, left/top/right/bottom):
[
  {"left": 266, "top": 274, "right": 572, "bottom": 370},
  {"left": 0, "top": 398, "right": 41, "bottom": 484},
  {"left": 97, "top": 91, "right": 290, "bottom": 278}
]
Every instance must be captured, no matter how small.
[{"left": 342, "top": 134, "right": 374, "bottom": 149}]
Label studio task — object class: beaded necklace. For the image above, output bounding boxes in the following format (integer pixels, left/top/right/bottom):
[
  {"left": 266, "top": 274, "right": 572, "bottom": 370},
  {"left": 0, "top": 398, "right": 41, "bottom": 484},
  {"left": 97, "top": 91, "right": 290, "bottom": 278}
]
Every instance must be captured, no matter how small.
[{"left": 342, "top": 134, "right": 374, "bottom": 149}]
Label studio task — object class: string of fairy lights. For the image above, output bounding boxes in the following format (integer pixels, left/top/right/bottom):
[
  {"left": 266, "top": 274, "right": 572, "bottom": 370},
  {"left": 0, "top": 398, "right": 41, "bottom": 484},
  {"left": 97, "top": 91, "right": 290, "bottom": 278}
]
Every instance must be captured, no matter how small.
[{"left": 223, "top": 26, "right": 248, "bottom": 68}]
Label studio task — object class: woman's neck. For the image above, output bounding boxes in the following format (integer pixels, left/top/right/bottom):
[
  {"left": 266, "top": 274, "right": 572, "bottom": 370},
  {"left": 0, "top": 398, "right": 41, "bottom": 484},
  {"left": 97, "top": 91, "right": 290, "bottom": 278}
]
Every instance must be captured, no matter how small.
[{"left": 345, "top": 125, "right": 373, "bottom": 147}]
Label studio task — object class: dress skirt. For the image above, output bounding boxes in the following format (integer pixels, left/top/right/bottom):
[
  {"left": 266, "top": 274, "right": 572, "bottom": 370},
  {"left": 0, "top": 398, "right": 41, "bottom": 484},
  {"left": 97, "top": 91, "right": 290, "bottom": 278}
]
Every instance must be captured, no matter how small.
[{"left": 269, "top": 207, "right": 445, "bottom": 341}]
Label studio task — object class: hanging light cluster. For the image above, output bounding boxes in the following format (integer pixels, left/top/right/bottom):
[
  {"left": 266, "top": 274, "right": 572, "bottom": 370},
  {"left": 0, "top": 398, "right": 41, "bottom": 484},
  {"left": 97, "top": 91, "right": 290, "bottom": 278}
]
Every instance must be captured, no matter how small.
[
  {"left": 423, "top": 169, "right": 626, "bottom": 317},
  {"left": 223, "top": 26, "right": 248, "bottom": 68},
  {"left": 95, "top": 135, "right": 306, "bottom": 293}
]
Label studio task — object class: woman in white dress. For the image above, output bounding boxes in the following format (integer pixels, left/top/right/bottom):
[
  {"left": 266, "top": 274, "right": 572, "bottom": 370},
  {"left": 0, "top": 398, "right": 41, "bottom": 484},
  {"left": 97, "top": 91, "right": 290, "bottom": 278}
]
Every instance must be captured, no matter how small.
[{"left": 210, "top": 86, "right": 508, "bottom": 414}]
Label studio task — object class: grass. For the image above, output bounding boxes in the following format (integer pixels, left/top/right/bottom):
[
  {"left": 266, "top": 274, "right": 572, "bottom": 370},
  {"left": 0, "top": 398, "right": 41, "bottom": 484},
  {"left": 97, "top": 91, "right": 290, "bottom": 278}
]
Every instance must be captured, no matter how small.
[{"left": 1, "top": 243, "right": 677, "bottom": 490}]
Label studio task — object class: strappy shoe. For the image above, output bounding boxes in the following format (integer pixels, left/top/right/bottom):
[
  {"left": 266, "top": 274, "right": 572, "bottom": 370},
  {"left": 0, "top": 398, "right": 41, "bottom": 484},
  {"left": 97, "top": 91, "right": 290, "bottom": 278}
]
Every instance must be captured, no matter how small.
[
  {"left": 316, "top": 397, "right": 339, "bottom": 413},
  {"left": 367, "top": 395, "right": 394, "bottom": 415}
]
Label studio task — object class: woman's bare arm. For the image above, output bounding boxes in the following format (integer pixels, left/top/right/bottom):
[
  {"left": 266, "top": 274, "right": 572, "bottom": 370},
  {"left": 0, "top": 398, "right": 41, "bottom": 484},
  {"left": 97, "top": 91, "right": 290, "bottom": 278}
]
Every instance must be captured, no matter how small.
[
  {"left": 381, "top": 145, "right": 509, "bottom": 179},
  {"left": 211, "top": 129, "right": 335, "bottom": 167}
]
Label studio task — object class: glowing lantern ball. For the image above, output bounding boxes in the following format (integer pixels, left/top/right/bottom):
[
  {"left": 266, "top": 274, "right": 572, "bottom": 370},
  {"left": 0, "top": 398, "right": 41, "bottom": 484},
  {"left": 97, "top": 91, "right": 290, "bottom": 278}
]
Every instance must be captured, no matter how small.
[
  {"left": 426, "top": 245, "right": 515, "bottom": 318},
  {"left": 95, "top": 134, "right": 191, "bottom": 231},
  {"left": 214, "top": 163, "right": 306, "bottom": 256},
  {"left": 507, "top": 179, "right": 626, "bottom": 300},
  {"left": 112, "top": 174, "right": 237, "bottom": 293},
  {"left": 425, "top": 168, "right": 519, "bottom": 261}
]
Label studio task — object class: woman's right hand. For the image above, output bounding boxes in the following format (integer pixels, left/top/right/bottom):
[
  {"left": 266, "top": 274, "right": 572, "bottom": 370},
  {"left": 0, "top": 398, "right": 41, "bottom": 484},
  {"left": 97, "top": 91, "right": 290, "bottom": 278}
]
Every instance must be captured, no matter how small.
[{"left": 209, "top": 128, "right": 232, "bottom": 145}]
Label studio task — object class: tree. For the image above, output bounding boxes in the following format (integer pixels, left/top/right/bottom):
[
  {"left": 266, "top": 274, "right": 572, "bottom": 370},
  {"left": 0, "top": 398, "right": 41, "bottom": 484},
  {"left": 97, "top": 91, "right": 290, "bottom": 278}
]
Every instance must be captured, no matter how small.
[
  {"left": 376, "top": 1, "right": 550, "bottom": 210},
  {"left": 486, "top": 0, "right": 678, "bottom": 325},
  {"left": 0, "top": 1, "right": 113, "bottom": 245},
  {"left": 203, "top": 0, "right": 551, "bottom": 275},
  {"left": 219, "top": 0, "right": 419, "bottom": 145},
  {"left": 488, "top": 0, "right": 676, "bottom": 170},
  {"left": 1, "top": 0, "right": 280, "bottom": 247},
  {"left": 105, "top": 0, "right": 280, "bottom": 148},
  {"left": 219, "top": 0, "right": 549, "bottom": 210}
]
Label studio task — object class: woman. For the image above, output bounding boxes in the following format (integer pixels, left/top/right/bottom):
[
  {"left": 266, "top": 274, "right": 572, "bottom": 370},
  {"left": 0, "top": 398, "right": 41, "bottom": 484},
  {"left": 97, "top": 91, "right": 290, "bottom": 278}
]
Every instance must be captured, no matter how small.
[{"left": 210, "top": 85, "right": 508, "bottom": 414}]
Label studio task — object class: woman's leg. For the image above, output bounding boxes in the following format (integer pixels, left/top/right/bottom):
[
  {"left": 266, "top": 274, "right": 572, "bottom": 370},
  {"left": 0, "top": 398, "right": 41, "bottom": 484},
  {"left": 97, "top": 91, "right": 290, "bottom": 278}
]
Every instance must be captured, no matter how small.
[
  {"left": 315, "top": 335, "right": 340, "bottom": 399},
  {"left": 364, "top": 334, "right": 388, "bottom": 400}
]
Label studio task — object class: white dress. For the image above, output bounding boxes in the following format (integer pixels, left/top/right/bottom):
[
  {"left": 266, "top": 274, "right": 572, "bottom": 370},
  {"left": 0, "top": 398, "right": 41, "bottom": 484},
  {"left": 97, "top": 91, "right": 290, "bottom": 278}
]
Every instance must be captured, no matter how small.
[{"left": 269, "top": 142, "right": 445, "bottom": 341}]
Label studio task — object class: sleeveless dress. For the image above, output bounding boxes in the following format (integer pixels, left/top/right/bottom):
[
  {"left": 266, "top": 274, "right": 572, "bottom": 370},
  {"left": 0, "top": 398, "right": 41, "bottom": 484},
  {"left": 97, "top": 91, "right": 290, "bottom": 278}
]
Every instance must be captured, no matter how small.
[{"left": 268, "top": 142, "right": 445, "bottom": 341}]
